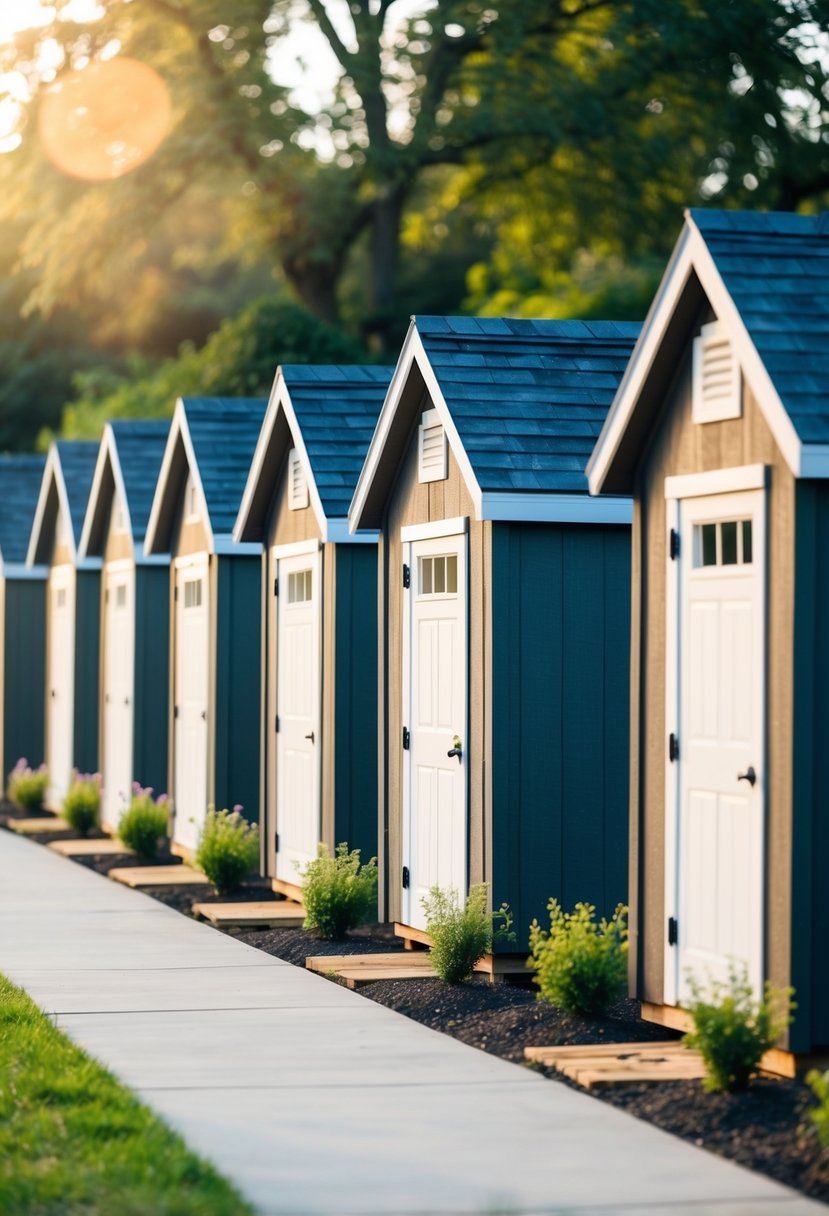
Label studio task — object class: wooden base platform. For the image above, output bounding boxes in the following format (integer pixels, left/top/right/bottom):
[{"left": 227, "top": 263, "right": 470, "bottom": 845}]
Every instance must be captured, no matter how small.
[
  {"left": 306, "top": 951, "right": 437, "bottom": 988},
  {"left": 193, "top": 900, "right": 306, "bottom": 929},
  {"left": 48, "top": 838, "right": 134, "bottom": 857},
  {"left": 7, "top": 816, "right": 73, "bottom": 835},
  {"left": 272, "top": 877, "right": 304, "bottom": 903},
  {"left": 393, "top": 923, "right": 531, "bottom": 978},
  {"left": 109, "top": 864, "right": 210, "bottom": 888},
  {"left": 524, "top": 1042, "right": 706, "bottom": 1089}
]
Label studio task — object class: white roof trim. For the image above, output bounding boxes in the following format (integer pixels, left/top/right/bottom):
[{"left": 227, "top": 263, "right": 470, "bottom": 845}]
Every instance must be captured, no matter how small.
[
  {"left": 26, "top": 444, "right": 78, "bottom": 568},
  {"left": 78, "top": 424, "right": 135, "bottom": 561},
  {"left": 324, "top": 519, "right": 378, "bottom": 545},
  {"left": 480, "top": 492, "right": 632, "bottom": 525},
  {"left": 213, "top": 535, "right": 262, "bottom": 556},
  {"left": 144, "top": 398, "right": 215, "bottom": 556},
  {"left": 664, "top": 463, "right": 768, "bottom": 500},
  {"left": 588, "top": 212, "right": 815, "bottom": 493},
  {"left": 2, "top": 561, "right": 47, "bottom": 581},
  {"left": 233, "top": 369, "right": 329, "bottom": 543},
  {"left": 349, "top": 321, "right": 484, "bottom": 532}
]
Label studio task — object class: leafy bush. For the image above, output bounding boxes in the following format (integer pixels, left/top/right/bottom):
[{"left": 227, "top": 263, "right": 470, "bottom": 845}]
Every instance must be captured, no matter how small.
[
  {"left": 528, "top": 900, "right": 628, "bottom": 1015},
  {"left": 806, "top": 1069, "right": 829, "bottom": 1147},
  {"left": 7, "top": 758, "right": 48, "bottom": 811},
  {"left": 117, "top": 785, "right": 170, "bottom": 859},
  {"left": 299, "top": 843, "right": 377, "bottom": 939},
  {"left": 195, "top": 807, "right": 259, "bottom": 895},
  {"left": 62, "top": 772, "right": 101, "bottom": 836},
  {"left": 683, "top": 966, "right": 794, "bottom": 1093},
  {"left": 423, "top": 883, "right": 514, "bottom": 984}
]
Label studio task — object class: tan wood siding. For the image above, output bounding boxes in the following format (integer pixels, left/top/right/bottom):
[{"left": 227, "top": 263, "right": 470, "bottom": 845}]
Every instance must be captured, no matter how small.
[
  {"left": 266, "top": 454, "right": 321, "bottom": 549},
  {"left": 384, "top": 408, "right": 488, "bottom": 923},
  {"left": 636, "top": 333, "right": 795, "bottom": 1005}
]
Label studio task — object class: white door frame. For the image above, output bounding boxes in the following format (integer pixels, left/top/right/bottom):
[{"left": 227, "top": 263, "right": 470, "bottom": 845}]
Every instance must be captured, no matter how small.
[
  {"left": 273, "top": 539, "right": 323, "bottom": 882},
  {"left": 173, "top": 552, "right": 210, "bottom": 852},
  {"left": 102, "top": 560, "right": 135, "bottom": 829},
  {"left": 401, "top": 518, "right": 469, "bottom": 928},
  {"left": 663, "top": 465, "right": 768, "bottom": 1006}
]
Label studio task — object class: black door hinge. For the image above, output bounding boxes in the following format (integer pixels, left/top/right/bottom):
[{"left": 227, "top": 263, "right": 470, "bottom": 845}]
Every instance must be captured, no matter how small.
[
  {"left": 403, "top": 563, "right": 410, "bottom": 589},
  {"left": 273, "top": 577, "right": 278, "bottom": 596},
  {"left": 174, "top": 705, "right": 179, "bottom": 719},
  {"left": 274, "top": 715, "right": 279, "bottom": 732},
  {"left": 402, "top": 726, "right": 410, "bottom": 750},
  {"left": 402, "top": 866, "right": 410, "bottom": 889},
  {"left": 669, "top": 732, "right": 679, "bottom": 762},
  {"left": 669, "top": 528, "right": 680, "bottom": 560},
  {"left": 668, "top": 916, "right": 678, "bottom": 946},
  {"left": 174, "top": 585, "right": 178, "bottom": 600}
]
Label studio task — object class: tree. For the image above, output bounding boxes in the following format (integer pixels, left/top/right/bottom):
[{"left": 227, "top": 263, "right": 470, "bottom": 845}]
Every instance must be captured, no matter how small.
[{"left": 1, "top": 0, "right": 827, "bottom": 350}]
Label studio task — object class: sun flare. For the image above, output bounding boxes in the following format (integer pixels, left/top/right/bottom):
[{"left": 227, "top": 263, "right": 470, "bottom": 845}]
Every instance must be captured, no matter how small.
[{"left": 0, "top": 1, "right": 102, "bottom": 44}]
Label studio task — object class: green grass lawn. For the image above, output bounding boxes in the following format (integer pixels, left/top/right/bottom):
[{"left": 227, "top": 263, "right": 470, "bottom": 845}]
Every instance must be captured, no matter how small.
[{"left": 0, "top": 974, "right": 253, "bottom": 1216}]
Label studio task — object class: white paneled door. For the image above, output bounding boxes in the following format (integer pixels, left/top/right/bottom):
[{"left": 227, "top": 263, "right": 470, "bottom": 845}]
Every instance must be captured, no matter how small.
[
  {"left": 403, "top": 534, "right": 467, "bottom": 930},
  {"left": 102, "top": 566, "right": 135, "bottom": 828},
  {"left": 174, "top": 560, "right": 209, "bottom": 853},
  {"left": 47, "top": 565, "right": 75, "bottom": 806},
  {"left": 275, "top": 549, "right": 321, "bottom": 884},
  {"left": 671, "top": 489, "right": 765, "bottom": 1003}
]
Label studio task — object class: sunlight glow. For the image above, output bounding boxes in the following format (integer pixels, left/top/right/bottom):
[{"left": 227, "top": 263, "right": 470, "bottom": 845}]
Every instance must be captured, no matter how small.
[{"left": 0, "top": 1, "right": 101, "bottom": 44}]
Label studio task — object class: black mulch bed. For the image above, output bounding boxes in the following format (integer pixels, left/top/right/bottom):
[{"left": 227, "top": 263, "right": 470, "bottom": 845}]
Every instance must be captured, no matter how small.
[
  {"left": 72, "top": 850, "right": 275, "bottom": 915},
  {"left": 14, "top": 825, "right": 829, "bottom": 1202}
]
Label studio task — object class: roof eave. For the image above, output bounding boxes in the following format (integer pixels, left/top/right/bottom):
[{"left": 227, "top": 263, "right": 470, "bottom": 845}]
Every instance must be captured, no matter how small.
[{"left": 144, "top": 399, "right": 215, "bottom": 556}]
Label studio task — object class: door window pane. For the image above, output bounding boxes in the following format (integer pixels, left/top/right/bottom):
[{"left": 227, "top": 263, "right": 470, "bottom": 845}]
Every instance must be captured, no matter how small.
[
  {"left": 417, "top": 554, "right": 458, "bottom": 598},
  {"left": 742, "top": 520, "right": 752, "bottom": 564},
  {"left": 183, "top": 578, "right": 203, "bottom": 609},
  {"left": 721, "top": 520, "right": 738, "bottom": 565},
  {"left": 693, "top": 519, "right": 753, "bottom": 568},
  {"left": 288, "top": 569, "right": 312, "bottom": 603}
]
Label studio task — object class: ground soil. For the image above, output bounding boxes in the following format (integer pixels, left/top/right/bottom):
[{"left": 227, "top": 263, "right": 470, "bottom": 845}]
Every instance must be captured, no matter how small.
[{"left": 7, "top": 820, "right": 829, "bottom": 1204}]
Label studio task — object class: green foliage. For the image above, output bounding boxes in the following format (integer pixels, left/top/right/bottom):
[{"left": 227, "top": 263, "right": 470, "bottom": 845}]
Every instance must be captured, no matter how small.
[
  {"left": 528, "top": 900, "right": 628, "bottom": 1016},
  {"left": 60, "top": 296, "right": 365, "bottom": 439},
  {"left": 62, "top": 772, "right": 101, "bottom": 837},
  {"left": 7, "top": 759, "right": 48, "bottom": 812},
  {"left": 683, "top": 967, "right": 794, "bottom": 1093},
  {"left": 195, "top": 807, "right": 259, "bottom": 896},
  {"left": 0, "top": 972, "right": 253, "bottom": 1215},
  {"left": 422, "top": 883, "right": 514, "bottom": 984},
  {"left": 298, "top": 843, "right": 378, "bottom": 940},
  {"left": 806, "top": 1069, "right": 829, "bottom": 1147},
  {"left": 116, "top": 785, "right": 170, "bottom": 860}
]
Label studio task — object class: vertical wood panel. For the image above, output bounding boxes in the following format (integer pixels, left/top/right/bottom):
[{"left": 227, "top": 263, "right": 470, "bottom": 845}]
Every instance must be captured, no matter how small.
[
  {"left": 2, "top": 579, "right": 46, "bottom": 777},
  {"left": 73, "top": 569, "right": 101, "bottom": 774},
  {"left": 132, "top": 565, "right": 170, "bottom": 796}
]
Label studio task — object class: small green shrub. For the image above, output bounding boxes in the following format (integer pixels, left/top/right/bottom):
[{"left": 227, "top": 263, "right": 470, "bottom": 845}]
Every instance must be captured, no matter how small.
[
  {"left": 62, "top": 771, "right": 101, "bottom": 836},
  {"left": 806, "top": 1069, "right": 829, "bottom": 1146},
  {"left": 683, "top": 966, "right": 794, "bottom": 1092},
  {"left": 528, "top": 900, "right": 628, "bottom": 1015},
  {"left": 299, "top": 842, "right": 377, "bottom": 939},
  {"left": 422, "top": 883, "right": 514, "bottom": 984},
  {"left": 195, "top": 807, "right": 259, "bottom": 895},
  {"left": 117, "top": 785, "right": 170, "bottom": 859},
  {"left": 7, "top": 758, "right": 49, "bottom": 811}
]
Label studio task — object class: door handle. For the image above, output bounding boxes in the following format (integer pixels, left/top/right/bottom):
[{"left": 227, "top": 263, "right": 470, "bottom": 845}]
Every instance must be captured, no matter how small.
[
  {"left": 201, "top": 710, "right": 207, "bottom": 721},
  {"left": 305, "top": 732, "right": 315, "bottom": 743},
  {"left": 737, "top": 766, "right": 757, "bottom": 787},
  {"left": 447, "top": 735, "right": 463, "bottom": 763}
]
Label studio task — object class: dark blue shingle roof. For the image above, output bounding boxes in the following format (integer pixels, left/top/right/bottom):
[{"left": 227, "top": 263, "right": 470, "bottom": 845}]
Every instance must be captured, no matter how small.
[
  {"left": 182, "top": 399, "right": 268, "bottom": 535},
  {"left": 0, "top": 455, "right": 46, "bottom": 565},
  {"left": 109, "top": 420, "right": 170, "bottom": 544},
  {"left": 281, "top": 366, "right": 393, "bottom": 517},
  {"left": 691, "top": 209, "right": 829, "bottom": 445},
  {"left": 415, "top": 317, "right": 641, "bottom": 493},
  {"left": 55, "top": 441, "right": 100, "bottom": 548}
]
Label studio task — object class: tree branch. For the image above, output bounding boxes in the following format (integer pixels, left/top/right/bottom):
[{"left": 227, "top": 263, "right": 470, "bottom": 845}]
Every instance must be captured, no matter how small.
[{"left": 306, "top": 0, "right": 356, "bottom": 70}]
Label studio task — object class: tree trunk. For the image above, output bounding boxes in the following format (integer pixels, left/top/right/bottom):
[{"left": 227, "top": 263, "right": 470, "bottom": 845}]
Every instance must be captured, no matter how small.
[
  {"left": 281, "top": 251, "right": 343, "bottom": 328},
  {"left": 364, "top": 184, "right": 408, "bottom": 352}
]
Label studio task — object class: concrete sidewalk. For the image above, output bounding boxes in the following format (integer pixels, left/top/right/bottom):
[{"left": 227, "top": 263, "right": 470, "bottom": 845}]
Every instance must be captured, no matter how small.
[{"left": 0, "top": 830, "right": 823, "bottom": 1216}]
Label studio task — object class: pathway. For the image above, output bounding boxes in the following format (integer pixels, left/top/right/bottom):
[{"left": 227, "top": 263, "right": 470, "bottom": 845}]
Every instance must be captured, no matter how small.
[{"left": 0, "top": 830, "right": 823, "bottom": 1216}]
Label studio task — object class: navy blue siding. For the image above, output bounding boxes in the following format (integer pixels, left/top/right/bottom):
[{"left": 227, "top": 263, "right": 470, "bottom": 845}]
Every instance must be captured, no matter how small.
[
  {"left": 3, "top": 579, "right": 46, "bottom": 778},
  {"left": 214, "top": 556, "right": 261, "bottom": 822},
  {"left": 133, "top": 565, "right": 170, "bottom": 796},
  {"left": 73, "top": 569, "right": 100, "bottom": 774},
  {"left": 490, "top": 523, "right": 630, "bottom": 938},
  {"left": 791, "top": 482, "right": 829, "bottom": 1050},
  {"left": 334, "top": 545, "right": 378, "bottom": 863}
]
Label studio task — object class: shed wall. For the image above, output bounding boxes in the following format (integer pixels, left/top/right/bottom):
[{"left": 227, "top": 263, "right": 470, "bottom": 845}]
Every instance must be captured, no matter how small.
[
  {"left": 214, "top": 555, "right": 261, "bottom": 821},
  {"left": 133, "top": 564, "right": 170, "bottom": 795},
  {"left": 490, "top": 523, "right": 631, "bottom": 935},
  {"left": 73, "top": 569, "right": 101, "bottom": 773},
  {"left": 3, "top": 579, "right": 46, "bottom": 777},
  {"left": 634, "top": 328, "right": 795, "bottom": 1010}
]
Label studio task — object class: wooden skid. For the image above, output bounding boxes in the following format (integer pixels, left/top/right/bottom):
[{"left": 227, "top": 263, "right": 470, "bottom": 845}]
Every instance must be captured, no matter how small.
[
  {"left": 193, "top": 901, "right": 306, "bottom": 929},
  {"left": 393, "top": 924, "right": 530, "bottom": 976},
  {"left": 306, "top": 951, "right": 436, "bottom": 987},
  {"left": 524, "top": 1041, "right": 706, "bottom": 1089},
  {"left": 8, "top": 817, "right": 73, "bottom": 835},
  {"left": 108, "top": 864, "right": 210, "bottom": 888},
  {"left": 48, "top": 838, "right": 134, "bottom": 857}
]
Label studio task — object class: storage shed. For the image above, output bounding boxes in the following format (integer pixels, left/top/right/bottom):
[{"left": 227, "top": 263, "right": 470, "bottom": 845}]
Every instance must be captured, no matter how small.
[
  {"left": 79, "top": 420, "right": 171, "bottom": 829},
  {"left": 144, "top": 397, "right": 266, "bottom": 856},
  {"left": 0, "top": 455, "right": 47, "bottom": 785},
  {"left": 27, "top": 441, "right": 101, "bottom": 806},
  {"left": 587, "top": 209, "right": 829, "bottom": 1058},
  {"left": 349, "top": 316, "right": 639, "bottom": 940},
  {"left": 234, "top": 365, "right": 392, "bottom": 891}
]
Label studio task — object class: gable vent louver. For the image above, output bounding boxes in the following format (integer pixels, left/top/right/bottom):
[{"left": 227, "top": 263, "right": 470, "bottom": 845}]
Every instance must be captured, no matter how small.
[
  {"left": 418, "top": 408, "right": 448, "bottom": 483},
  {"left": 288, "top": 448, "right": 309, "bottom": 510},
  {"left": 692, "top": 321, "right": 741, "bottom": 424}
]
